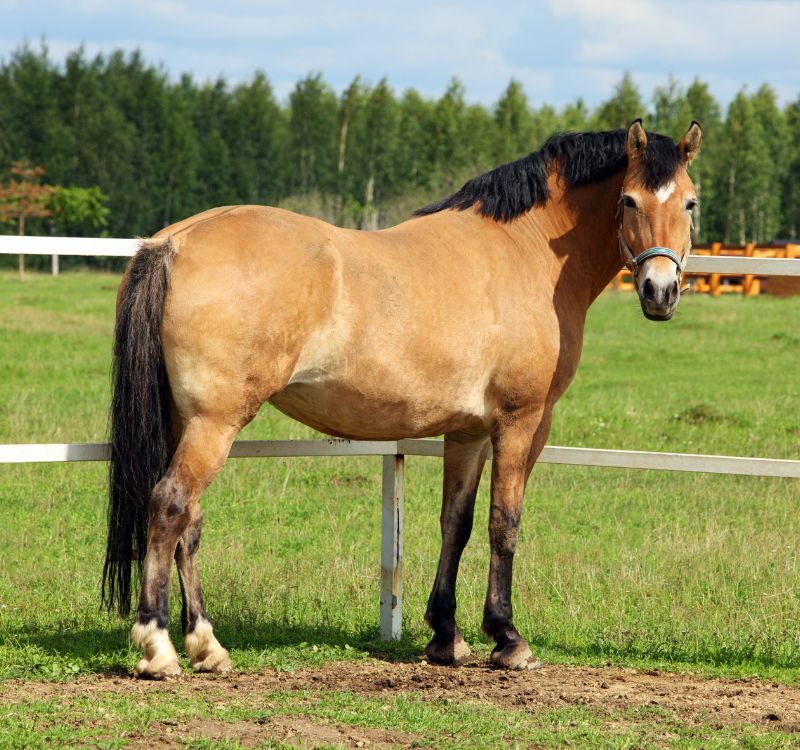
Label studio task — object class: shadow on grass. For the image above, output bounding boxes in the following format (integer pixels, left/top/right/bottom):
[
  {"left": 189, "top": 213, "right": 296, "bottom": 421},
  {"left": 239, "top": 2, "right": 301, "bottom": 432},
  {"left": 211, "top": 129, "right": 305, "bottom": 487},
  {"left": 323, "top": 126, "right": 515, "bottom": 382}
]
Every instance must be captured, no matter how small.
[
  {"left": 2, "top": 618, "right": 425, "bottom": 678},
  {"left": 0, "top": 624, "right": 133, "bottom": 678},
  {"left": 7, "top": 619, "right": 800, "bottom": 679},
  {"left": 217, "top": 619, "right": 426, "bottom": 663}
]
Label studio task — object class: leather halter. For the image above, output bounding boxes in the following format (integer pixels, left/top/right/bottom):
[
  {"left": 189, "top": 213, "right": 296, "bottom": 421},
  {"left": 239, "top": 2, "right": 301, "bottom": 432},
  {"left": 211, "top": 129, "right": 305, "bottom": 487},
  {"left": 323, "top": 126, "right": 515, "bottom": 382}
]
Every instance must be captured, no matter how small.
[{"left": 616, "top": 190, "right": 690, "bottom": 290}]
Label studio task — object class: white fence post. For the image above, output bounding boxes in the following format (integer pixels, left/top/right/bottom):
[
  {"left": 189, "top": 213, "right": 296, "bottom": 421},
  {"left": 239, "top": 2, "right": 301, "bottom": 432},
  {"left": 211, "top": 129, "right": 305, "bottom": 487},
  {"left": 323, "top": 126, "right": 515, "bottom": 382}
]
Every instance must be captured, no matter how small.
[
  {"left": 51, "top": 254, "right": 59, "bottom": 276},
  {"left": 380, "top": 453, "right": 404, "bottom": 640}
]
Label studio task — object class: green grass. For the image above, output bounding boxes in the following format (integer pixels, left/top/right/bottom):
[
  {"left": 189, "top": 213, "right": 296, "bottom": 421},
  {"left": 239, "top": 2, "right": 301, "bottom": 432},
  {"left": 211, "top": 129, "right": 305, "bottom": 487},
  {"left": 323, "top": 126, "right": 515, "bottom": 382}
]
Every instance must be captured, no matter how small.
[
  {"left": 3, "top": 685, "right": 797, "bottom": 749},
  {"left": 1, "top": 270, "right": 800, "bottom": 746}
]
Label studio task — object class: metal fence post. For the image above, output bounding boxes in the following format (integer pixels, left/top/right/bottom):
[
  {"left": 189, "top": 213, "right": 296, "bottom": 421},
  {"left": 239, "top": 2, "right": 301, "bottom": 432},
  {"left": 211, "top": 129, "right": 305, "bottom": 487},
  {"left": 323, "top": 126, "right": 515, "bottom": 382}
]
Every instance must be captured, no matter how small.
[{"left": 380, "top": 453, "right": 404, "bottom": 640}]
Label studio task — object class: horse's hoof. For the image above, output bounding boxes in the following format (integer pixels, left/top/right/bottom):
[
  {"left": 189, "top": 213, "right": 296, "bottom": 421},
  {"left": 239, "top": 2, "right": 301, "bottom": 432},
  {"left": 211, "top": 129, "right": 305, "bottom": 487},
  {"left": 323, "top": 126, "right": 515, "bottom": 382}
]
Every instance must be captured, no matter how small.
[
  {"left": 134, "top": 655, "right": 182, "bottom": 680},
  {"left": 424, "top": 634, "right": 474, "bottom": 667},
  {"left": 489, "top": 640, "right": 541, "bottom": 671},
  {"left": 191, "top": 648, "right": 232, "bottom": 674}
]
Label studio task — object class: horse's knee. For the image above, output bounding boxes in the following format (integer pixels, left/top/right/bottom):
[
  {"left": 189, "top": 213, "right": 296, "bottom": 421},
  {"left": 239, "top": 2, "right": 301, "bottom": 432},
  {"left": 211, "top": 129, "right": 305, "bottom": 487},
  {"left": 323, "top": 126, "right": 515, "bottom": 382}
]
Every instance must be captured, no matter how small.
[{"left": 489, "top": 505, "right": 521, "bottom": 558}]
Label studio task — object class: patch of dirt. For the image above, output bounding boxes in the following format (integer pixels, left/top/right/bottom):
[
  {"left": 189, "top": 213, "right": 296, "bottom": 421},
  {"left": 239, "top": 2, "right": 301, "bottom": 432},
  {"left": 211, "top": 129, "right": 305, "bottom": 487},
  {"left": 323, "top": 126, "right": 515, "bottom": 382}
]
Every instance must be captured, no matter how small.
[
  {"left": 4, "top": 659, "right": 800, "bottom": 743},
  {"left": 130, "top": 715, "right": 418, "bottom": 749}
]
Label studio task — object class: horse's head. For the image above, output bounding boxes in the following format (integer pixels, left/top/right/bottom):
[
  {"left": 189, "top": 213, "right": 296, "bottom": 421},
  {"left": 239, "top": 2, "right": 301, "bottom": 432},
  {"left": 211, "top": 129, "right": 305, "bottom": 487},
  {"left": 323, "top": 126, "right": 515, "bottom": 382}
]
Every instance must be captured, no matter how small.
[{"left": 618, "top": 119, "right": 701, "bottom": 321}]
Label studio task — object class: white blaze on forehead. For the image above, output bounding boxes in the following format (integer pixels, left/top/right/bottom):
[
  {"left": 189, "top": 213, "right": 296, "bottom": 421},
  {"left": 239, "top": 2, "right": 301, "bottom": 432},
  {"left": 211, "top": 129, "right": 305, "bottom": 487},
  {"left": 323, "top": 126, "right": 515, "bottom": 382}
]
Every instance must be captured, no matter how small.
[{"left": 655, "top": 181, "right": 676, "bottom": 204}]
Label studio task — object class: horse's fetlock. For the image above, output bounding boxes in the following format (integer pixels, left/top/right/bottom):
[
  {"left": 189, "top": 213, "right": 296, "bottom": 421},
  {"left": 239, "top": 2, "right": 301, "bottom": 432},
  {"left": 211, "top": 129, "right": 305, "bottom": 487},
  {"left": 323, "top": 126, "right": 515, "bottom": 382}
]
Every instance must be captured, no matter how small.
[
  {"left": 131, "top": 618, "right": 174, "bottom": 654},
  {"left": 425, "top": 595, "right": 457, "bottom": 633},
  {"left": 135, "top": 609, "right": 168, "bottom": 631},
  {"left": 185, "top": 617, "right": 231, "bottom": 672},
  {"left": 482, "top": 603, "right": 515, "bottom": 641}
]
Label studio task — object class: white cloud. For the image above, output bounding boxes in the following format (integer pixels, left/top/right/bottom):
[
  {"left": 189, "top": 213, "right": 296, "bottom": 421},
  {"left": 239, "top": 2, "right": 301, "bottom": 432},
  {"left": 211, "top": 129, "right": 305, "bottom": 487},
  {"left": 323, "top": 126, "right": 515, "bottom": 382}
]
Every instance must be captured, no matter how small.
[
  {"left": 549, "top": 0, "right": 719, "bottom": 65},
  {"left": 0, "top": 0, "right": 798, "bottom": 107},
  {"left": 549, "top": 0, "right": 800, "bottom": 69}
]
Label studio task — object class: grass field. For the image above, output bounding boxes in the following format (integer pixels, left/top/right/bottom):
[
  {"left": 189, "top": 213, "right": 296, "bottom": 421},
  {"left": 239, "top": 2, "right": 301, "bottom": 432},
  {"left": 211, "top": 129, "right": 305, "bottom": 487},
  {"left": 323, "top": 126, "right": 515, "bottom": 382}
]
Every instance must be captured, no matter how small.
[{"left": 1, "top": 270, "right": 800, "bottom": 748}]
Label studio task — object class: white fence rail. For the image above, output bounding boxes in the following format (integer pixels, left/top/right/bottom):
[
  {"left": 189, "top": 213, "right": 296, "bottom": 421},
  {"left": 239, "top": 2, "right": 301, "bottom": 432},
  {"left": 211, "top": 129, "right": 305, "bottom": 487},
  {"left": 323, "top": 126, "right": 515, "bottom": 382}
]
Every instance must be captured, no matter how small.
[
  {"left": 0, "top": 236, "right": 138, "bottom": 257},
  {"left": 2, "top": 235, "right": 800, "bottom": 640},
  {"left": 3, "top": 438, "right": 800, "bottom": 478},
  {"left": 4, "top": 236, "right": 800, "bottom": 276}
]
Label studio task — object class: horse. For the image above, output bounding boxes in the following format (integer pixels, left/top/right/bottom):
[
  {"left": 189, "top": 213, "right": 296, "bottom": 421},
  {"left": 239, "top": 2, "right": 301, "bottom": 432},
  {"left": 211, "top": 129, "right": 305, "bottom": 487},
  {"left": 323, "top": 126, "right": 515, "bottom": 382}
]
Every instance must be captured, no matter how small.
[{"left": 103, "top": 119, "right": 701, "bottom": 678}]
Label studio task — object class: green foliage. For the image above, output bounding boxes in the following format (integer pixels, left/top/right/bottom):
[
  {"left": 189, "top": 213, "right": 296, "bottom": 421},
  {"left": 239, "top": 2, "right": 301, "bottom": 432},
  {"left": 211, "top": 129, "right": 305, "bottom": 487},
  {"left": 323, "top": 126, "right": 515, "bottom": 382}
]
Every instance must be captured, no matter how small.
[
  {"left": 289, "top": 73, "right": 339, "bottom": 198},
  {"left": 48, "top": 185, "right": 109, "bottom": 235},
  {"left": 594, "top": 71, "right": 645, "bottom": 130},
  {"left": 782, "top": 95, "right": 800, "bottom": 238},
  {"left": 0, "top": 41, "right": 798, "bottom": 243}
]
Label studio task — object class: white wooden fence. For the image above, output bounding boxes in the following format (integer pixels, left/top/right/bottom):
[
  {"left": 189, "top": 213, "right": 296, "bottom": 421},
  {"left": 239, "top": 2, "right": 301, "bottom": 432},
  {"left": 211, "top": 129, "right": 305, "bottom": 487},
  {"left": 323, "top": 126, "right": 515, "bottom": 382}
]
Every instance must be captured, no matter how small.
[
  {"left": 2, "top": 235, "right": 800, "bottom": 641},
  {"left": 6, "top": 235, "right": 800, "bottom": 276}
]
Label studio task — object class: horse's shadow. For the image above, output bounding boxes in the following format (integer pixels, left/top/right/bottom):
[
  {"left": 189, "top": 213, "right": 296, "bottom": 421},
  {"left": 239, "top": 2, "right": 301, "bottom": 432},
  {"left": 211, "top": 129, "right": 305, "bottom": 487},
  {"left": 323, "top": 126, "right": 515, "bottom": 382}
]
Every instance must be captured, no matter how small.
[{"left": 8, "top": 621, "right": 797, "bottom": 677}]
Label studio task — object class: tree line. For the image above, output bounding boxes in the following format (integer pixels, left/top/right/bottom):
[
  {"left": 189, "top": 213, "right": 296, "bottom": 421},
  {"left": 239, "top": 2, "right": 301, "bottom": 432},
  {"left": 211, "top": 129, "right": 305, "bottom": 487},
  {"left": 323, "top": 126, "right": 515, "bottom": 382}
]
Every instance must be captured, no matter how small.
[{"left": 1, "top": 42, "right": 799, "bottom": 251}]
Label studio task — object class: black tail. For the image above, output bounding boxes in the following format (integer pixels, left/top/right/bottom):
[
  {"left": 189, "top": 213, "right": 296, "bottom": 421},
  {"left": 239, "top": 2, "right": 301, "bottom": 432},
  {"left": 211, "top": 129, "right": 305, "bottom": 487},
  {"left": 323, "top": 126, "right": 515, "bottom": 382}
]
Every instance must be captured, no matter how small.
[{"left": 103, "top": 238, "right": 176, "bottom": 616}]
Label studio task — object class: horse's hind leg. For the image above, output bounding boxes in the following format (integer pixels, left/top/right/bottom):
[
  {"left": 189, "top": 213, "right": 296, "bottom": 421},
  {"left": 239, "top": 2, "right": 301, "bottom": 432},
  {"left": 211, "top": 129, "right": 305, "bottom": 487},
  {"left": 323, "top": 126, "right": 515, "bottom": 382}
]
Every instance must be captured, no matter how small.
[
  {"left": 175, "top": 503, "right": 231, "bottom": 672},
  {"left": 131, "top": 416, "right": 237, "bottom": 679},
  {"left": 424, "top": 431, "right": 490, "bottom": 665}
]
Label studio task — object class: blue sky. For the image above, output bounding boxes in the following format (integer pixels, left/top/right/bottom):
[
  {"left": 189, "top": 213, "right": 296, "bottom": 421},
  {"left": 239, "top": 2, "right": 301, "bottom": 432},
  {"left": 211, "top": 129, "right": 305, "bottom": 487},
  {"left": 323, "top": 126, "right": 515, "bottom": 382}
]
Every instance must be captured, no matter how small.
[{"left": 2, "top": 0, "right": 799, "bottom": 110}]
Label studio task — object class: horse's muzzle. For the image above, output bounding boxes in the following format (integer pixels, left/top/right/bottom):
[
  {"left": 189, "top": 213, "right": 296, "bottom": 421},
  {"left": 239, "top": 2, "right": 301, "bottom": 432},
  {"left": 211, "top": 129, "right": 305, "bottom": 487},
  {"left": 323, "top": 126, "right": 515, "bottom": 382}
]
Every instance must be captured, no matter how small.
[{"left": 638, "top": 271, "right": 680, "bottom": 321}]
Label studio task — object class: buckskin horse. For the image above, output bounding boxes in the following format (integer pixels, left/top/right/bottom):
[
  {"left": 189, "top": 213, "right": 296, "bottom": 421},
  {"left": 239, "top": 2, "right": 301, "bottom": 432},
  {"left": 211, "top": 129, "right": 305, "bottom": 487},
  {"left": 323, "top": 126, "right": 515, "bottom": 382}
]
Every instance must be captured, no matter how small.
[{"left": 104, "top": 120, "right": 701, "bottom": 677}]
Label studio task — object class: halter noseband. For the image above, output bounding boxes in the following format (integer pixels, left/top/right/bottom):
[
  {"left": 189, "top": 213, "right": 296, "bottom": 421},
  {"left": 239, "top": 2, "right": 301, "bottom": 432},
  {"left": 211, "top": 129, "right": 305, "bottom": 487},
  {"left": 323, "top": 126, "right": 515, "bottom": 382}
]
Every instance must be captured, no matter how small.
[{"left": 616, "top": 190, "right": 690, "bottom": 289}]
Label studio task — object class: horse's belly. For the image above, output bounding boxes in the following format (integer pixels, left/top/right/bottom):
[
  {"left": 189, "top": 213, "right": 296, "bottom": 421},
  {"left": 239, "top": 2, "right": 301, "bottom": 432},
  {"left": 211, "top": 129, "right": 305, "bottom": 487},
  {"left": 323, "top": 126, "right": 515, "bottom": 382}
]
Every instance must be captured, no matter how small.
[{"left": 268, "top": 378, "right": 487, "bottom": 440}]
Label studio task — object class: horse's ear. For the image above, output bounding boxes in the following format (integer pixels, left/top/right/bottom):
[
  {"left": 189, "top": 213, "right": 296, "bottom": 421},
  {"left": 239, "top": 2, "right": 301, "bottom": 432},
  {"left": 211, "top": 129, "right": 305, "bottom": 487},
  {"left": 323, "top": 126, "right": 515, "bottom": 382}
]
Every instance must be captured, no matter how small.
[
  {"left": 626, "top": 119, "right": 647, "bottom": 160},
  {"left": 678, "top": 121, "right": 702, "bottom": 163}
]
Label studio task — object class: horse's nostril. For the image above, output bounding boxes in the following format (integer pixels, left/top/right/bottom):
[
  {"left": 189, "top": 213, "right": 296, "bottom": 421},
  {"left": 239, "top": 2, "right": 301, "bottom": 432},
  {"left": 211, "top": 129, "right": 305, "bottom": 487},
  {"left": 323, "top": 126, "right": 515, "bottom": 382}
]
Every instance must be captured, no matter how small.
[
  {"left": 642, "top": 278, "right": 656, "bottom": 300},
  {"left": 671, "top": 280, "right": 679, "bottom": 302}
]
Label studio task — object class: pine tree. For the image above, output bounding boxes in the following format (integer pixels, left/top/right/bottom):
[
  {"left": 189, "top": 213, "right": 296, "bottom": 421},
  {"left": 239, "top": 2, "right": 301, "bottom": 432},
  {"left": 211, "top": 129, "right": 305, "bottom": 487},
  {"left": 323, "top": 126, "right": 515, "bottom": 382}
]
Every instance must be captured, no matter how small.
[
  {"left": 782, "top": 96, "right": 800, "bottom": 238},
  {"left": 494, "top": 80, "right": 535, "bottom": 162},
  {"left": 594, "top": 72, "right": 645, "bottom": 130},
  {"left": 684, "top": 79, "right": 722, "bottom": 241},
  {"left": 362, "top": 79, "right": 400, "bottom": 228},
  {"left": 750, "top": 85, "right": 788, "bottom": 241},
  {"left": 395, "top": 88, "right": 435, "bottom": 192},
  {"left": 560, "top": 98, "right": 590, "bottom": 132},
  {"left": 718, "top": 90, "right": 771, "bottom": 243},
  {"left": 651, "top": 76, "right": 691, "bottom": 139},
  {"left": 431, "top": 78, "right": 468, "bottom": 185},
  {"left": 289, "top": 74, "right": 338, "bottom": 200},
  {"left": 227, "top": 72, "right": 286, "bottom": 207}
]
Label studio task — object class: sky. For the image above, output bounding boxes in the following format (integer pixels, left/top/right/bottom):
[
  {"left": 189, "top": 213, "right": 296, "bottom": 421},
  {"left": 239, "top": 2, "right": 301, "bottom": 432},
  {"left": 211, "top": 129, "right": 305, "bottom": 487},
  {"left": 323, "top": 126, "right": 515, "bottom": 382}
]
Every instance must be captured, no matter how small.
[{"left": 1, "top": 0, "right": 799, "bottom": 111}]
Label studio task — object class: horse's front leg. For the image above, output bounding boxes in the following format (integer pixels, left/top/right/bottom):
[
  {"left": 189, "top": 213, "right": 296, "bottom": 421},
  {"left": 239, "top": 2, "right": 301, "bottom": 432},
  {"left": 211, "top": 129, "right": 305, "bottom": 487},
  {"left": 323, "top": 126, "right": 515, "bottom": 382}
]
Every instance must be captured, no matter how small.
[
  {"left": 424, "top": 431, "right": 490, "bottom": 665},
  {"left": 482, "top": 410, "right": 551, "bottom": 670}
]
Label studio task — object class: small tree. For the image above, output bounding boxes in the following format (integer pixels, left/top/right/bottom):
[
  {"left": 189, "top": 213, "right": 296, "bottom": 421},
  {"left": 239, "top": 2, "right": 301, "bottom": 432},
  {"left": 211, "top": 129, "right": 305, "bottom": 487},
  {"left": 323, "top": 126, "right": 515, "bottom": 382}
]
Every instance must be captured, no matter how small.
[
  {"left": 48, "top": 185, "right": 109, "bottom": 234},
  {"left": 0, "top": 162, "right": 52, "bottom": 280}
]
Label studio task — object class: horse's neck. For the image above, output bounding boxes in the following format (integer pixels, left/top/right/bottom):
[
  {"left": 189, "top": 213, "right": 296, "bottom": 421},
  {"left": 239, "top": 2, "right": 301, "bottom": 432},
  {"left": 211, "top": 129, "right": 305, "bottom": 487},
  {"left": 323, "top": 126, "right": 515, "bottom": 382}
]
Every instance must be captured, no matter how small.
[{"left": 507, "top": 171, "right": 625, "bottom": 310}]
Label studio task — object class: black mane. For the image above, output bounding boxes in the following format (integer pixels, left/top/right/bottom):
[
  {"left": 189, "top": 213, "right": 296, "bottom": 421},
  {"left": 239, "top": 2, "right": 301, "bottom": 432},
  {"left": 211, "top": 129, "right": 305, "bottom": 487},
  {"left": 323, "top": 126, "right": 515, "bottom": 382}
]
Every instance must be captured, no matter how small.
[{"left": 415, "top": 129, "right": 682, "bottom": 223}]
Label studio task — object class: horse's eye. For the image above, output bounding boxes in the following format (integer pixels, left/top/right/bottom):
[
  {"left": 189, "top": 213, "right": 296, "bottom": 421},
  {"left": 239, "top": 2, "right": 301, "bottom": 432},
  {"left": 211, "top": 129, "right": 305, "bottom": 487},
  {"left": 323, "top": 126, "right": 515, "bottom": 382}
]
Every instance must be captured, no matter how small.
[
  {"left": 623, "top": 195, "right": 637, "bottom": 209},
  {"left": 686, "top": 199, "right": 698, "bottom": 211}
]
